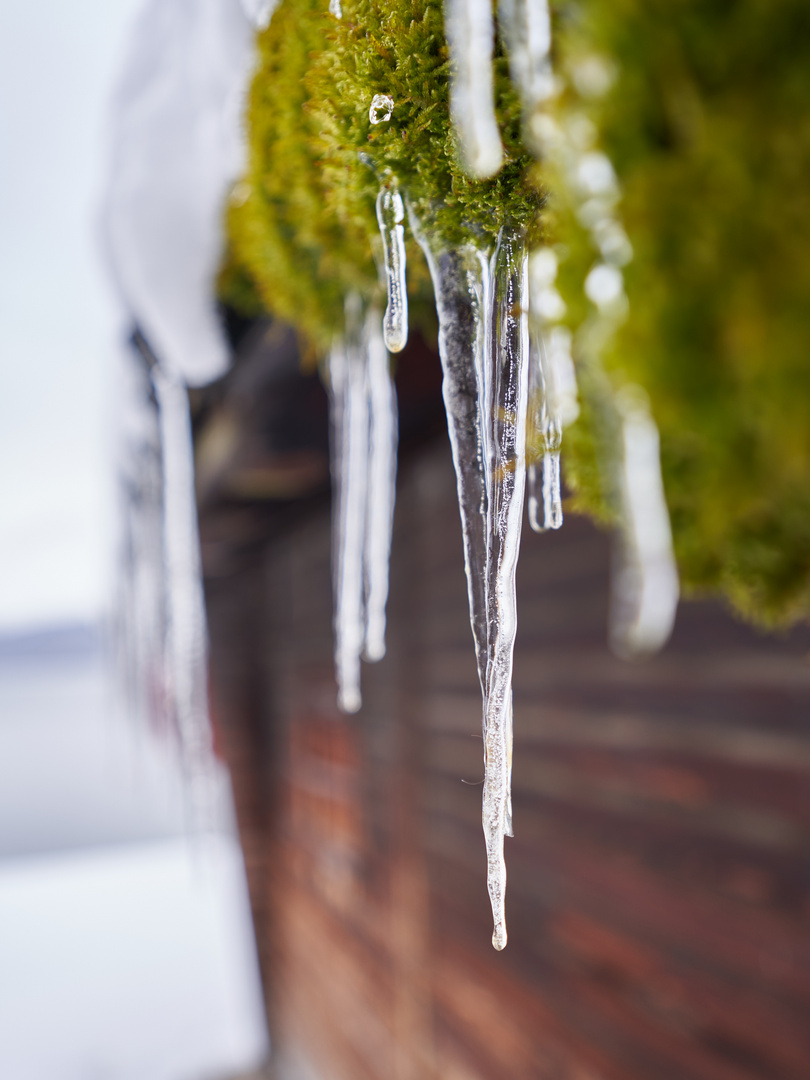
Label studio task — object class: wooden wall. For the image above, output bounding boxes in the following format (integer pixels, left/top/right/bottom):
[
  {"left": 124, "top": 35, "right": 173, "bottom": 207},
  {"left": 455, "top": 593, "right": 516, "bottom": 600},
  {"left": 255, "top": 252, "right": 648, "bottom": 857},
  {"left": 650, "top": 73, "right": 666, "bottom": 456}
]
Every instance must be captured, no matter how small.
[{"left": 206, "top": 428, "right": 810, "bottom": 1080}]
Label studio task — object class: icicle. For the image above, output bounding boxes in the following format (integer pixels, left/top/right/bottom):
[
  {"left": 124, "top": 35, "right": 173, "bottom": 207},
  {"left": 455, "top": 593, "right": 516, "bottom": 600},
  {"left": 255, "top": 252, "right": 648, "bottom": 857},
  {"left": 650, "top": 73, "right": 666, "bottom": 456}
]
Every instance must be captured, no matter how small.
[
  {"left": 376, "top": 184, "right": 409, "bottom": 354},
  {"left": 116, "top": 336, "right": 167, "bottom": 736},
  {"left": 364, "top": 312, "right": 398, "bottom": 662},
  {"left": 610, "top": 388, "right": 679, "bottom": 658},
  {"left": 444, "top": 0, "right": 503, "bottom": 178},
  {"left": 526, "top": 333, "right": 562, "bottom": 532},
  {"left": 411, "top": 207, "right": 530, "bottom": 949},
  {"left": 409, "top": 211, "right": 491, "bottom": 695},
  {"left": 498, "top": 0, "right": 554, "bottom": 126},
  {"left": 482, "top": 225, "right": 530, "bottom": 950},
  {"left": 151, "top": 362, "right": 216, "bottom": 830},
  {"left": 527, "top": 249, "right": 579, "bottom": 533},
  {"left": 327, "top": 297, "right": 398, "bottom": 710},
  {"left": 328, "top": 297, "right": 369, "bottom": 714}
]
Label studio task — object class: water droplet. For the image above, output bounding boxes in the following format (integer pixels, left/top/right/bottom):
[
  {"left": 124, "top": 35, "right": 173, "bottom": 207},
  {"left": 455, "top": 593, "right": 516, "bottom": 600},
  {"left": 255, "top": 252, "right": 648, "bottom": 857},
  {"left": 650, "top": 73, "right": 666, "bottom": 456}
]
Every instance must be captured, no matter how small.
[
  {"left": 329, "top": 0, "right": 342, "bottom": 16},
  {"left": 369, "top": 93, "right": 394, "bottom": 125}
]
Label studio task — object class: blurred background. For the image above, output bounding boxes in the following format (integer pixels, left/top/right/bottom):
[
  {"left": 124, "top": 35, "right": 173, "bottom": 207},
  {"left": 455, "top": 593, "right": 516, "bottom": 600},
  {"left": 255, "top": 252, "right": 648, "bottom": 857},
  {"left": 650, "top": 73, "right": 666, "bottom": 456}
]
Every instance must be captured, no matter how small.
[
  {"left": 2, "top": 1, "right": 810, "bottom": 1079},
  {"left": 0, "top": 3, "right": 267, "bottom": 1078}
]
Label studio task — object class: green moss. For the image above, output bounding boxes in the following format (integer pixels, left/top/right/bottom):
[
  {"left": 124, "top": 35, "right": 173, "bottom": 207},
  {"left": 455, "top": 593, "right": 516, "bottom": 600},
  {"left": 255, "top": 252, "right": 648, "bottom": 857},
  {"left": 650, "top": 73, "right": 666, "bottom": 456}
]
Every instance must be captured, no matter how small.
[
  {"left": 225, "top": 0, "right": 810, "bottom": 626},
  {"left": 228, "top": 0, "right": 543, "bottom": 350},
  {"left": 554, "top": 0, "right": 810, "bottom": 623}
]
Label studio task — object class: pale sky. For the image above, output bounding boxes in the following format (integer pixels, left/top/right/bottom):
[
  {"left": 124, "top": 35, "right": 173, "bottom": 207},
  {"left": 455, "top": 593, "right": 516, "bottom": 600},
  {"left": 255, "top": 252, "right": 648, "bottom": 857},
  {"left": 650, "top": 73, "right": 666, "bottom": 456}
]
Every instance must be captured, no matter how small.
[{"left": 0, "top": 1, "right": 141, "bottom": 631}]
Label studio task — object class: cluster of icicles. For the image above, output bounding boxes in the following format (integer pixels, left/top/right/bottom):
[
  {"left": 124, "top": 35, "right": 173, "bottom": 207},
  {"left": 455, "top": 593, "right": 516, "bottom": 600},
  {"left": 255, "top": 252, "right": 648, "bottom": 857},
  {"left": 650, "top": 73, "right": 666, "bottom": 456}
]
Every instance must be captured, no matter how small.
[
  {"left": 118, "top": 332, "right": 217, "bottom": 833},
  {"left": 325, "top": 0, "right": 678, "bottom": 950}
]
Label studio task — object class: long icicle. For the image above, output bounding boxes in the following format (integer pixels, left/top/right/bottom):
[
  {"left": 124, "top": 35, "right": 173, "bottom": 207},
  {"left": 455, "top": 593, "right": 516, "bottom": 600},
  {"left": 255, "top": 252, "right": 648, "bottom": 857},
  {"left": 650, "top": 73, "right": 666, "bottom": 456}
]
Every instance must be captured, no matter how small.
[
  {"left": 482, "top": 224, "right": 530, "bottom": 950},
  {"left": 376, "top": 184, "right": 409, "bottom": 354},
  {"left": 328, "top": 296, "right": 369, "bottom": 713},
  {"left": 409, "top": 212, "right": 491, "bottom": 696},
  {"left": 444, "top": 0, "right": 503, "bottom": 178},
  {"left": 152, "top": 361, "right": 216, "bottom": 831},
  {"left": 364, "top": 310, "right": 398, "bottom": 662}
]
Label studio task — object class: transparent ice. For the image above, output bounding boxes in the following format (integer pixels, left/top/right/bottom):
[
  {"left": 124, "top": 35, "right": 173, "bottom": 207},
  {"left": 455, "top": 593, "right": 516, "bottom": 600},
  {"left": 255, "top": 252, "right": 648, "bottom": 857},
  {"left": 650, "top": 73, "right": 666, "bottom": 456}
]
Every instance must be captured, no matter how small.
[
  {"left": 412, "top": 208, "right": 529, "bottom": 949},
  {"left": 376, "top": 184, "right": 409, "bottom": 353},
  {"left": 498, "top": 0, "right": 554, "bottom": 134},
  {"left": 369, "top": 94, "right": 394, "bottom": 125}
]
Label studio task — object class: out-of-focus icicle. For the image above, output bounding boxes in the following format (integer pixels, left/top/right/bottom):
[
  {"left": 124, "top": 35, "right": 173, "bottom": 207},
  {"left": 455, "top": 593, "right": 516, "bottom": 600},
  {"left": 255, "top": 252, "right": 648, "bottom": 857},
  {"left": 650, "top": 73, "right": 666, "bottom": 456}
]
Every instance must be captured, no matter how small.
[
  {"left": 151, "top": 361, "right": 216, "bottom": 830},
  {"left": 409, "top": 211, "right": 490, "bottom": 695},
  {"left": 116, "top": 337, "right": 167, "bottom": 735},
  {"left": 444, "top": 0, "right": 503, "bottom": 178},
  {"left": 328, "top": 299, "right": 398, "bottom": 710},
  {"left": 482, "top": 225, "right": 530, "bottom": 951},
  {"left": 526, "top": 333, "right": 563, "bottom": 531},
  {"left": 527, "top": 248, "right": 578, "bottom": 533},
  {"left": 376, "top": 184, "right": 409, "bottom": 354},
  {"left": 328, "top": 297, "right": 369, "bottom": 714},
  {"left": 364, "top": 312, "right": 398, "bottom": 662},
  {"left": 498, "top": 0, "right": 554, "bottom": 132},
  {"left": 610, "top": 388, "right": 679, "bottom": 658}
]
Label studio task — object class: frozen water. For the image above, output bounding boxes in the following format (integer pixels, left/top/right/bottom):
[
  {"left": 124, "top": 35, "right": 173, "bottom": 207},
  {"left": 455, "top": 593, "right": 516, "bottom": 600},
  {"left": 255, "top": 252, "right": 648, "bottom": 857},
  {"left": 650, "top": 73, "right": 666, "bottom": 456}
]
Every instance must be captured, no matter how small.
[
  {"left": 369, "top": 94, "right": 394, "bottom": 125},
  {"left": 444, "top": 0, "right": 503, "bottom": 177},
  {"left": 364, "top": 315, "right": 398, "bottom": 662},
  {"left": 482, "top": 226, "right": 530, "bottom": 950},
  {"left": 104, "top": 0, "right": 256, "bottom": 387},
  {"left": 610, "top": 388, "right": 679, "bottom": 657},
  {"left": 151, "top": 363, "right": 216, "bottom": 830},
  {"left": 376, "top": 185, "right": 409, "bottom": 353},
  {"left": 328, "top": 301, "right": 398, "bottom": 710},
  {"left": 409, "top": 211, "right": 491, "bottom": 695}
]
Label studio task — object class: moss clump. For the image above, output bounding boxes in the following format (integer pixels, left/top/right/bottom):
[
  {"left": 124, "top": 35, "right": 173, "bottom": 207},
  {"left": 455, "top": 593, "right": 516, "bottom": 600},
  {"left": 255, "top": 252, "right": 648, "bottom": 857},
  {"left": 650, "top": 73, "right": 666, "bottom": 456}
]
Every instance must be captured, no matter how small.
[
  {"left": 553, "top": 0, "right": 810, "bottom": 623},
  {"left": 225, "top": 0, "right": 810, "bottom": 626},
  {"left": 227, "top": 0, "right": 543, "bottom": 350}
]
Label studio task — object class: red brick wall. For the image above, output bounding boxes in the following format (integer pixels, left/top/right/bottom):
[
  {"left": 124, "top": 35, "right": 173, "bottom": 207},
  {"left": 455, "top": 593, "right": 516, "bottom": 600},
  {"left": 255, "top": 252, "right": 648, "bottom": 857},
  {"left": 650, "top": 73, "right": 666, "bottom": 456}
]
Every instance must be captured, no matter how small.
[{"left": 208, "top": 437, "right": 810, "bottom": 1080}]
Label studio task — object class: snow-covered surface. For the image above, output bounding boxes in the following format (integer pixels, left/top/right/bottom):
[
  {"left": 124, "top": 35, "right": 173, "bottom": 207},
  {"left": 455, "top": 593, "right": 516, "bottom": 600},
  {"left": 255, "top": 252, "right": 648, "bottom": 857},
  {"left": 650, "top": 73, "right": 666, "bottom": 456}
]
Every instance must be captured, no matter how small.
[
  {"left": 104, "top": 0, "right": 257, "bottom": 386},
  {"left": 0, "top": 626, "right": 269, "bottom": 1079},
  {"left": 0, "top": 837, "right": 268, "bottom": 1080}
]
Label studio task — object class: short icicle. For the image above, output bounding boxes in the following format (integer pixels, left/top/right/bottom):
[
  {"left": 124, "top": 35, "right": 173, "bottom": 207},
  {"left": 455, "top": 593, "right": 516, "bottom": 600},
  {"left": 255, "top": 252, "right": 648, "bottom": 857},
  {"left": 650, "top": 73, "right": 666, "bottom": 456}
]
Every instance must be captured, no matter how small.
[
  {"left": 328, "top": 297, "right": 369, "bottom": 714},
  {"left": 443, "top": 0, "right": 503, "bottom": 178},
  {"left": 527, "top": 334, "right": 564, "bottom": 532},
  {"left": 363, "top": 311, "right": 398, "bottom": 662},
  {"left": 482, "top": 225, "right": 530, "bottom": 950},
  {"left": 376, "top": 184, "right": 409, "bottom": 354}
]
